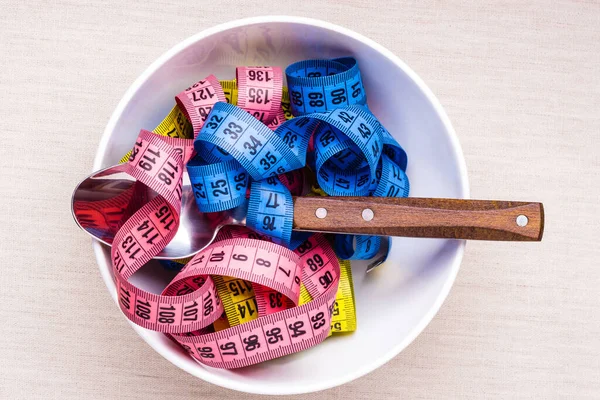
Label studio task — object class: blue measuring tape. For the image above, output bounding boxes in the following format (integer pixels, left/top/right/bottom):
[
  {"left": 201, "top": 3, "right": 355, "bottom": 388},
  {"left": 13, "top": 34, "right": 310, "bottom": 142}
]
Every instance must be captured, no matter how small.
[
  {"left": 286, "top": 57, "right": 367, "bottom": 116},
  {"left": 186, "top": 57, "right": 409, "bottom": 259},
  {"left": 334, "top": 235, "right": 381, "bottom": 260},
  {"left": 311, "top": 105, "right": 384, "bottom": 196},
  {"left": 247, "top": 177, "right": 293, "bottom": 246},
  {"left": 373, "top": 154, "right": 410, "bottom": 197},
  {"left": 194, "top": 102, "right": 306, "bottom": 180},
  {"left": 187, "top": 157, "right": 248, "bottom": 213}
]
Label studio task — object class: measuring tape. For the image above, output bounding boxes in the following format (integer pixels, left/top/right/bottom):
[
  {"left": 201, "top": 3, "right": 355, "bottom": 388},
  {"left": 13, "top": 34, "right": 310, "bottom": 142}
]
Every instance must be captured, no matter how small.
[
  {"left": 94, "top": 57, "right": 412, "bottom": 368},
  {"left": 286, "top": 57, "right": 367, "bottom": 115},
  {"left": 113, "top": 135, "right": 339, "bottom": 366},
  {"left": 300, "top": 258, "right": 355, "bottom": 334},
  {"left": 286, "top": 57, "right": 410, "bottom": 259},
  {"left": 161, "top": 235, "right": 338, "bottom": 369},
  {"left": 236, "top": 66, "right": 283, "bottom": 125},
  {"left": 211, "top": 225, "right": 356, "bottom": 335},
  {"left": 175, "top": 74, "right": 227, "bottom": 136},
  {"left": 117, "top": 78, "right": 358, "bottom": 336}
]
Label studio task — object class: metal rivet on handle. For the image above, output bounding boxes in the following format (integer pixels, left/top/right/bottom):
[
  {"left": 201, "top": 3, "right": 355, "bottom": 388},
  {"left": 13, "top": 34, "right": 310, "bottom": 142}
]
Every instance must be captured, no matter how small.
[
  {"left": 362, "top": 208, "right": 374, "bottom": 221},
  {"left": 516, "top": 215, "right": 528, "bottom": 227},
  {"left": 315, "top": 208, "right": 328, "bottom": 219}
]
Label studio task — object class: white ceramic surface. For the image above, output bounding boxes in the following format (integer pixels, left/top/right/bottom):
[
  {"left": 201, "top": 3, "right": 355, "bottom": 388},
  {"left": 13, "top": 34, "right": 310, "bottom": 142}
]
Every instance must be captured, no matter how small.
[{"left": 92, "top": 16, "right": 469, "bottom": 395}]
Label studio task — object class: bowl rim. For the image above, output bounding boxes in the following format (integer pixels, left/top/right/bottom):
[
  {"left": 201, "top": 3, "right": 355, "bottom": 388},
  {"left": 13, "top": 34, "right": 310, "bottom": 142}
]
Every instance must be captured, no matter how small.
[{"left": 92, "top": 15, "right": 470, "bottom": 395}]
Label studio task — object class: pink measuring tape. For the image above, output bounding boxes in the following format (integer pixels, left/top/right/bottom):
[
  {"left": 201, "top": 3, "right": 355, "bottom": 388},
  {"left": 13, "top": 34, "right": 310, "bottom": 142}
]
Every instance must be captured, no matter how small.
[
  {"left": 168, "top": 235, "right": 339, "bottom": 368},
  {"left": 110, "top": 66, "right": 341, "bottom": 368},
  {"left": 236, "top": 66, "right": 283, "bottom": 125}
]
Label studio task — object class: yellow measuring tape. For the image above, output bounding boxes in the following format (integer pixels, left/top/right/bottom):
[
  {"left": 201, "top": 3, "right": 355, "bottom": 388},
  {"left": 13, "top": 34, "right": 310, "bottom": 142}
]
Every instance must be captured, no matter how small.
[
  {"left": 119, "top": 79, "right": 357, "bottom": 335},
  {"left": 213, "top": 275, "right": 259, "bottom": 326},
  {"left": 214, "top": 259, "right": 356, "bottom": 335},
  {"left": 300, "top": 260, "right": 356, "bottom": 335}
]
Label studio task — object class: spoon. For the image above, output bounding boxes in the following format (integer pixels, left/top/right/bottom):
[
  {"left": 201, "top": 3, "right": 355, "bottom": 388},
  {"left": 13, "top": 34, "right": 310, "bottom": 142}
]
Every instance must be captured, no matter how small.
[{"left": 72, "top": 165, "right": 544, "bottom": 259}]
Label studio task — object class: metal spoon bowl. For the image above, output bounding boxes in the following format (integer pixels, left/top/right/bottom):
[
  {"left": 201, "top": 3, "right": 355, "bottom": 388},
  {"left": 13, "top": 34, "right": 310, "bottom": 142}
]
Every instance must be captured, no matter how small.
[{"left": 71, "top": 165, "right": 247, "bottom": 259}]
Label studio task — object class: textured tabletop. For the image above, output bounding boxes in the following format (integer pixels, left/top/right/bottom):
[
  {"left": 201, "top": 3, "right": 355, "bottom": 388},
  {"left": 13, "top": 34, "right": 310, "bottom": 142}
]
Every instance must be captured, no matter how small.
[{"left": 1, "top": 1, "right": 599, "bottom": 398}]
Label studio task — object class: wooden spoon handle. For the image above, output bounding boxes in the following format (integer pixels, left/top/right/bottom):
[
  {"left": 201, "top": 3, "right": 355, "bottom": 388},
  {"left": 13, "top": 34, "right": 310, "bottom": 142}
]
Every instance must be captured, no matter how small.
[{"left": 292, "top": 197, "right": 544, "bottom": 241}]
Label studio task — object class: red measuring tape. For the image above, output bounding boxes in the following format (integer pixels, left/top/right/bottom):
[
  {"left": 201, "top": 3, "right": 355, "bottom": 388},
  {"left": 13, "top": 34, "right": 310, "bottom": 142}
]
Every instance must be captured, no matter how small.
[
  {"left": 167, "top": 235, "right": 339, "bottom": 368},
  {"left": 107, "top": 66, "right": 342, "bottom": 368}
]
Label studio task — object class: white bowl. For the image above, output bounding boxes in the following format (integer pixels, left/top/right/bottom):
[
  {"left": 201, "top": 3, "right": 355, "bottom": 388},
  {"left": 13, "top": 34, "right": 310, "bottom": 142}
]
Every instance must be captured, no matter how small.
[{"left": 93, "top": 16, "right": 469, "bottom": 395}]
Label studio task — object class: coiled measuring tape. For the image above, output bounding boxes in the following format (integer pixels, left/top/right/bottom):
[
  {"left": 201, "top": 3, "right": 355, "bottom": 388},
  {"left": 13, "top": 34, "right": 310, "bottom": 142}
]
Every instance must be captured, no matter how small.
[
  {"left": 211, "top": 226, "right": 356, "bottom": 335},
  {"left": 286, "top": 58, "right": 408, "bottom": 259},
  {"left": 186, "top": 63, "right": 408, "bottom": 260},
  {"left": 100, "top": 57, "right": 410, "bottom": 368},
  {"left": 194, "top": 103, "right": 410, "bottom": 258},
  {"left": 114, "top": 131, "right": 340, "bottom": 367},
  {"left": 116, "top": 77, "right": 357, "bottom": 336},
  {"left": 286, "top": 57, "right": 367, "bottom": 115}
]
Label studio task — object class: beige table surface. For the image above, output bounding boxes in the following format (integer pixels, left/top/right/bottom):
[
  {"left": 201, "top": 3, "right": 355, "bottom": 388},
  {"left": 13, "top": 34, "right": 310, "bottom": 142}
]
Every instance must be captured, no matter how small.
[{"left": 1, "top": 0, "right": 599, "bottom": 398}]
